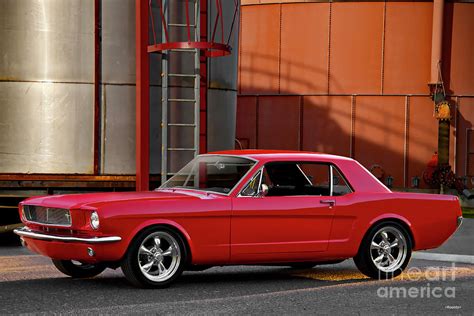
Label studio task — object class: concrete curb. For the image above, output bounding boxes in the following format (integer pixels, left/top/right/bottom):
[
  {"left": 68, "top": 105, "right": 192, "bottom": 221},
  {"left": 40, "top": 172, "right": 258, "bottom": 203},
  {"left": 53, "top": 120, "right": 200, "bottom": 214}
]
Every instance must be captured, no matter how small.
[{"left": 413, "top": 252, "right": 474, "bottom": 264}]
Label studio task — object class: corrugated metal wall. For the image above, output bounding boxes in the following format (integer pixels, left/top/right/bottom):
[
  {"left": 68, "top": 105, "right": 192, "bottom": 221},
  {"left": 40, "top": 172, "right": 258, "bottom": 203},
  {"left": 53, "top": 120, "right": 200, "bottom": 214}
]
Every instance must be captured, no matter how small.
[{"left": 237, "top": 1, "right": 474, "bottom": 188}]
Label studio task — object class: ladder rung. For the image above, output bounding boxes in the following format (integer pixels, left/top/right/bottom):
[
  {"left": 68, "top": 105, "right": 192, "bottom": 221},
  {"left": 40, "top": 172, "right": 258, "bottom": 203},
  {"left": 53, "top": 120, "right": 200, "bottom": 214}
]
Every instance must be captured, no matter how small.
[
  {"left": 167, "top": 148, "right": 197, "bottom": 152},
  {"left": 168, "top": 123, "right": 196, "bottom": 127},
  {"left": 168, "top": 98, "right": 196, "bottom": 103},
  {"left": 168, "top": 23, "right": 197, "bottom": 28},
  {"left": 168, "top": 74, "right": 198, "bottom": 78},
  {"left": 169, "top": 49, "right": 198, "bottom": 53}
]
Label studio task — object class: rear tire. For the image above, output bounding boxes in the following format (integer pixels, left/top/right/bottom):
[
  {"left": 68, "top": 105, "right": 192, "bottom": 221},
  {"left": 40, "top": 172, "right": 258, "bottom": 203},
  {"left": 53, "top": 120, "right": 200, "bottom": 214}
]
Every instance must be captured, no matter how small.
[
  {"left": 121, "top": 226, "right": 187, "bottom": 288},
  {"left": 52, "top": 260, "right": 106, "bottom": 278},
  {"left": 354, "top": 221, "right": 412, "bottom": 279}
]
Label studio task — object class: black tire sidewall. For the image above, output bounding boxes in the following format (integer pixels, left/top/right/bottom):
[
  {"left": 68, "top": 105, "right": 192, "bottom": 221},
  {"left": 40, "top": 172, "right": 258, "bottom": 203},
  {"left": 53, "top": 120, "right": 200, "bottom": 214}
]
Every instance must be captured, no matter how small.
[
  {"left": 122, "top": 226, "right": 188, "bottom": 288},
  {"left": 355, "top": 221, "right": 412, "bottom": 279},
  {"left": 52, "top": 259, "right": 106, "bottom": 278}
]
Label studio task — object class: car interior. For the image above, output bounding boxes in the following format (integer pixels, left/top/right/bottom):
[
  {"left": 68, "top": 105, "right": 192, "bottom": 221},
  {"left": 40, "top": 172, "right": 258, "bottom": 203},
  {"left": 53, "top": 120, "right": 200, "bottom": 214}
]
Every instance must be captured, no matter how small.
[{"left": 242, "top": 162, "right": 352, "bottom": 197}]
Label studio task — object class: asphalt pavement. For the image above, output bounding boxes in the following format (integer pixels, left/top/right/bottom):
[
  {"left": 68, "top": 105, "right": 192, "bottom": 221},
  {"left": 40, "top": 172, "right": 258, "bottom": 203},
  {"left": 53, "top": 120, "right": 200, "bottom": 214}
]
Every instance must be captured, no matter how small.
[{"left": 0, "top": 220, "right": 472, "bottom": 315}]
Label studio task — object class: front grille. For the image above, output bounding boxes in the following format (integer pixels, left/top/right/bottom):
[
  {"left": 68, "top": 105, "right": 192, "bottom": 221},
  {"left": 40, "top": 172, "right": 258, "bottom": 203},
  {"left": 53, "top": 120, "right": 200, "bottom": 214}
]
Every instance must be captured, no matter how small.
[{"left": 23, "top": 205, "right": 71, "bottom": 226}]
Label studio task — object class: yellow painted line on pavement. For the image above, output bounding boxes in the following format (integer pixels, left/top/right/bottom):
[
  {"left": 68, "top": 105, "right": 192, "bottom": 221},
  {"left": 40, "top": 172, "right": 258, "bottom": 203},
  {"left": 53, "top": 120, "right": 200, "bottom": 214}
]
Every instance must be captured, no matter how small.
[
  {"left": 0, "top": 264, "right": 52, "bottom": 273},
  {"left": 291, "top": 266, "right": 474, "bottom": 282},
  {"left": 0, "top": 254, "right": 42, "bottom": 259},
  {"left": 291, "top": 269, "right": 369, "bottom": 281}
]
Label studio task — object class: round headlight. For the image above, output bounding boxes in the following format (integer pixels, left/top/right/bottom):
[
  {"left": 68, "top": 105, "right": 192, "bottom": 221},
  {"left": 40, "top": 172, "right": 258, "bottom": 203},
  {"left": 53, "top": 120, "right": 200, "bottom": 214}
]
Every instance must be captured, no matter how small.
[{"left": 90, "top": 211, "right": 100, "bottom": 230}]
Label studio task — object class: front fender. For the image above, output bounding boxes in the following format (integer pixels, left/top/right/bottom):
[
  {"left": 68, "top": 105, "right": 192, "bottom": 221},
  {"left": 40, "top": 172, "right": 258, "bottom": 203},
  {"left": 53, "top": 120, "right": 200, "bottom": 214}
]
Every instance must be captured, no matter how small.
[{"left": 120, "top": 219, "right": 195, "bottom": 261}]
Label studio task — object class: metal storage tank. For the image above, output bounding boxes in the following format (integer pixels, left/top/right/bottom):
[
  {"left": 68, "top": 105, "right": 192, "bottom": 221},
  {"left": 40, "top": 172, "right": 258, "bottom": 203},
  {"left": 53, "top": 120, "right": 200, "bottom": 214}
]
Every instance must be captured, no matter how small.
[
  {"left": 0, "top": 0, "right": 95, "bottom": 174},
  {"left": 0, "top": 0, "right": 239, "bottom": 176}
]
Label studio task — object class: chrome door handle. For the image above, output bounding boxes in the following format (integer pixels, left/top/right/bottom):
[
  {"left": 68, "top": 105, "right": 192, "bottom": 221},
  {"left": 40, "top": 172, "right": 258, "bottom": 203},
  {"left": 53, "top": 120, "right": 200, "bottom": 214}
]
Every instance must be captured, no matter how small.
[{"left": 320, "top": 199, "right": 336, "bottom": 206}]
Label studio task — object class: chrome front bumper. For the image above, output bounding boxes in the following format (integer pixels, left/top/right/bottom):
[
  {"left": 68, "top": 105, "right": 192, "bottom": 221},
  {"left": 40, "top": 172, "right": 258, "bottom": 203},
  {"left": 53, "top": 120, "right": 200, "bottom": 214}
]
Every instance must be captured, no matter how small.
[{"left": 14, "top": 227, "right": 122, "bottom": 244}]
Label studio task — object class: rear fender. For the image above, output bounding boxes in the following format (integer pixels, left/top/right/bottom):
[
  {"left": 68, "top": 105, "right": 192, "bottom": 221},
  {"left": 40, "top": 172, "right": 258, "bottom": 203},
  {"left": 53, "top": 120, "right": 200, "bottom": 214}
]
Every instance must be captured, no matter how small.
[{"left": 364, "top": 213, "right": 415, "bottom": 249}]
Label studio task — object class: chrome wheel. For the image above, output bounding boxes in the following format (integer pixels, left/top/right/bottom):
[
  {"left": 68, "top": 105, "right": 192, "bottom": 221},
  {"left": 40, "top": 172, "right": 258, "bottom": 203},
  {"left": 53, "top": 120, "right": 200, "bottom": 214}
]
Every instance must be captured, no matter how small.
[
  {"left": 370, "top": 226, "right": 407, "bottom": 273},
  {"left": 137, "top": 231, "right": 181, "bottom": 282}
]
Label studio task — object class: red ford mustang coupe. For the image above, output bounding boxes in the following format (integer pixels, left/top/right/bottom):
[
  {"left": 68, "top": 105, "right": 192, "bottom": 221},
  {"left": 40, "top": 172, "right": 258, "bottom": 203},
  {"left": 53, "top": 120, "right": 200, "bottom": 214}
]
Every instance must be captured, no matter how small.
[{"left": 15, "top": 150, "right": 462, "bottom": 288}]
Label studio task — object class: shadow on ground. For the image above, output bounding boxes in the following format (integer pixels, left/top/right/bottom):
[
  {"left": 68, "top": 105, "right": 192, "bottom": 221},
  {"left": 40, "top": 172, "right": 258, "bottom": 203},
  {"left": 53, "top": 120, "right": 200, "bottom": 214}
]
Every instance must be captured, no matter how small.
[{"left": 0, "top": 232, "right": 20, "bottom": 247}]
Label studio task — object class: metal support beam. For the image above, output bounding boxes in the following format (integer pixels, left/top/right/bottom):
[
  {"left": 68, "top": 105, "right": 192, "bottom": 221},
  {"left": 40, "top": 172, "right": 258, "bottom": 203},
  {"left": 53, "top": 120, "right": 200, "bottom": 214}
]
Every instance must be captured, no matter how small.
[
  {"left": 136, "top": 0, "right": 150, "bottom": 191},
  {"left": 93, "top": 0, "right": 102, "bottom": 175}
]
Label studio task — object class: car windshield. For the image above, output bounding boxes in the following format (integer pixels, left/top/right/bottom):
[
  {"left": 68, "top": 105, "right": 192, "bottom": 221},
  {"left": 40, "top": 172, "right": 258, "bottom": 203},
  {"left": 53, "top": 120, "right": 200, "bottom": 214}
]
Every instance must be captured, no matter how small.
[{"left": 159, "top": 155, "right": 256, "bottom": 194}]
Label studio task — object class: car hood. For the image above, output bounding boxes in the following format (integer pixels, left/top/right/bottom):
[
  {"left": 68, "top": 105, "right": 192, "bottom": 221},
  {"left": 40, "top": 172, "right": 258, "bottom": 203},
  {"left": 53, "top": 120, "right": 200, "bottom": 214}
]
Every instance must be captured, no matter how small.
[{"left": 21, "top": 190, "right": 206, "bottom": 210}]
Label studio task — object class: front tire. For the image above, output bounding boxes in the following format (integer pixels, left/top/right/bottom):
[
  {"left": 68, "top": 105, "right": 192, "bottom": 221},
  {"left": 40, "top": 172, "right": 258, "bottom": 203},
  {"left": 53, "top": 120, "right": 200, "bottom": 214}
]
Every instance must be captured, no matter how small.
[
  {"left": 52, "top": 260, "right": 106, "bottom": 278},
  {"left": 354, "top": 221, "right": 412, "bottom": 279},
  {"left": 121, "top": 226, "right": 187, "bottom": 288}
]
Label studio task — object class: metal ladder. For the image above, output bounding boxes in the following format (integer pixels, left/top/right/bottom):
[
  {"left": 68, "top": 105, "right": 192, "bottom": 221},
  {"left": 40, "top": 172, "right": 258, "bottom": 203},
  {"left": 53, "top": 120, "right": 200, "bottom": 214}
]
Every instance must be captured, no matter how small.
[{"left": 161, "top": 0, "right": 200, "bottom": 184}]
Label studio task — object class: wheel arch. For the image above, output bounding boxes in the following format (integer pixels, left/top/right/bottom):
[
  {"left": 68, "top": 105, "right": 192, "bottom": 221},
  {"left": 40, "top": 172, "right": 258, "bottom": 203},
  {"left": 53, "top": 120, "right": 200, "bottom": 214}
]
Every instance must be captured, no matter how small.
[
  {"left": 362, "top": 215, "right": 415, "bottom": 251},
  {"left": 122, "top": 220, "right": 194, "bottom": 265}
]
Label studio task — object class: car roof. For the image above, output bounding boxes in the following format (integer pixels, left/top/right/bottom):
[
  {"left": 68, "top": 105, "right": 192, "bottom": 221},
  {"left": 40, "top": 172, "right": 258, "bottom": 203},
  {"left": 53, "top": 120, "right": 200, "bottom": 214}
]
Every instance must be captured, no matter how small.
[{"left": 208, "top": 149, "right": 354, "bottom": 162}]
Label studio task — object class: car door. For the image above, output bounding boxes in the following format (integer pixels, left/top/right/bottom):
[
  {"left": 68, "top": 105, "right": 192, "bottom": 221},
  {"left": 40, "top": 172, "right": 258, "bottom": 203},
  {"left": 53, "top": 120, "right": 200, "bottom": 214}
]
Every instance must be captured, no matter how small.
[{"left": 230, "top": 162, "right": 338, "bottom": 263}]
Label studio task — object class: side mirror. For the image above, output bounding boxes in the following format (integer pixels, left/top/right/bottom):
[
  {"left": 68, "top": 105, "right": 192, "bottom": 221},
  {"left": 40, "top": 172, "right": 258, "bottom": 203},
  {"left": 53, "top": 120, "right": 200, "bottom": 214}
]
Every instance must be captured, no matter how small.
[{"left": 258, "top": 184, "right": 269, "bottom": 197}]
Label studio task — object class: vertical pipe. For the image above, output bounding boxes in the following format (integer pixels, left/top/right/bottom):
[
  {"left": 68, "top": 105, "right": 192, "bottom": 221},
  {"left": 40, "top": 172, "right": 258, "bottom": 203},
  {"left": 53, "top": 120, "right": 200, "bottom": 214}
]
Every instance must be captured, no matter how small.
[
  {"left": 161, "top": 1, "right": 169, "bottom": 184},
  {"left": 350, "top": 95, "right": 356, "bottom": 158},
  {"left": 255, "top": 96, "right": 259, "bottom": 149},
  {"left": 454, "top": 96, "right": 459, "bottom": 173},
  {"left": 200, "top": 0, "right": 208, "bottom": 153},
  {"left": 380, "top": 1, "right": 387, "bottom": 95},
  {"left": 430, "top": 0, "right": 449, "bottom": 167},
  {"left": 277, "top": 4, "right": 282, "bottom": 94},
  {"left": 194, "top": 1, "right": 201, "bottom": 155},
  {"left": 430, "top": 0, "right": 444, "bottom": 85},
  {"left": 298, "top": 96, "right": 304, "bottom": 151},
  {"left": 93, "top": 0, "right": 101, "bottom": 175},
  {"left": 136, "top": 0, "right": 150, "bottom": 191},
  {"left": 404, "top": 96, "right": 410, "bottom": 188},
  {"left": 326, "top": 2, "right": 332, "bottom": 95}
]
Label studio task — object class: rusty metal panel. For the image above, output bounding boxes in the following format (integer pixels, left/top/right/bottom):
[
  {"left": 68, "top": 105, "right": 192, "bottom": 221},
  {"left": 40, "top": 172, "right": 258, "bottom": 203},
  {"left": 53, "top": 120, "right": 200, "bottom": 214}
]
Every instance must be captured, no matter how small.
[
  {"left": 446, "top": 3, "right": 474, "bottom": 95},
  {"left": 329, "top": 3, "right": 383, "bottom": 94},
  {"left": 257, "top": 96, "right": 300, "bottom": 149},
  {"left": 0, "top": 0, "right": 93, "bottom": 83},
  {"left": 302, "top": 96, "right": 352, "bottom": 157},
  {"left": 236, "top": 97, "right": 258, "bottom": 149},
  {"left": 280, "top": 3, "right": 329, "bottom": 94},
  {"left": 0, "top": 82, "right": 94, "bottom": 174},
  {"left": 383, "top": 3, "right": 432, "bottom": 94},
  {"left": 354, "top": 96, "right": 405, "bottom": 187},
  {"left": 407, "top": 97, "right": 438, "bottom": 188},
  {"left": 239, "top": 5, "right": 281, "bottom": 94}
]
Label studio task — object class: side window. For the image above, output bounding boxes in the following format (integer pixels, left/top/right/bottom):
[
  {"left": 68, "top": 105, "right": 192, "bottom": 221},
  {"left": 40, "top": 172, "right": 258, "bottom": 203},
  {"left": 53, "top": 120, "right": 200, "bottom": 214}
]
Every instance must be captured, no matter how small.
[
  {"left": 240, "top": 170, "right": 262, "bottom": 196},
  {"left": 332, "top": 167, "right": 352, "bottom": 196},
  {"left": 297, "top": 163, "right": 331, "bottom": 196},
  {"left": 239, "top": 162, "right": 353, "bottom": 197},
  {"left": 263, "top": 162, "right": 331, "bottom": 197}
]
